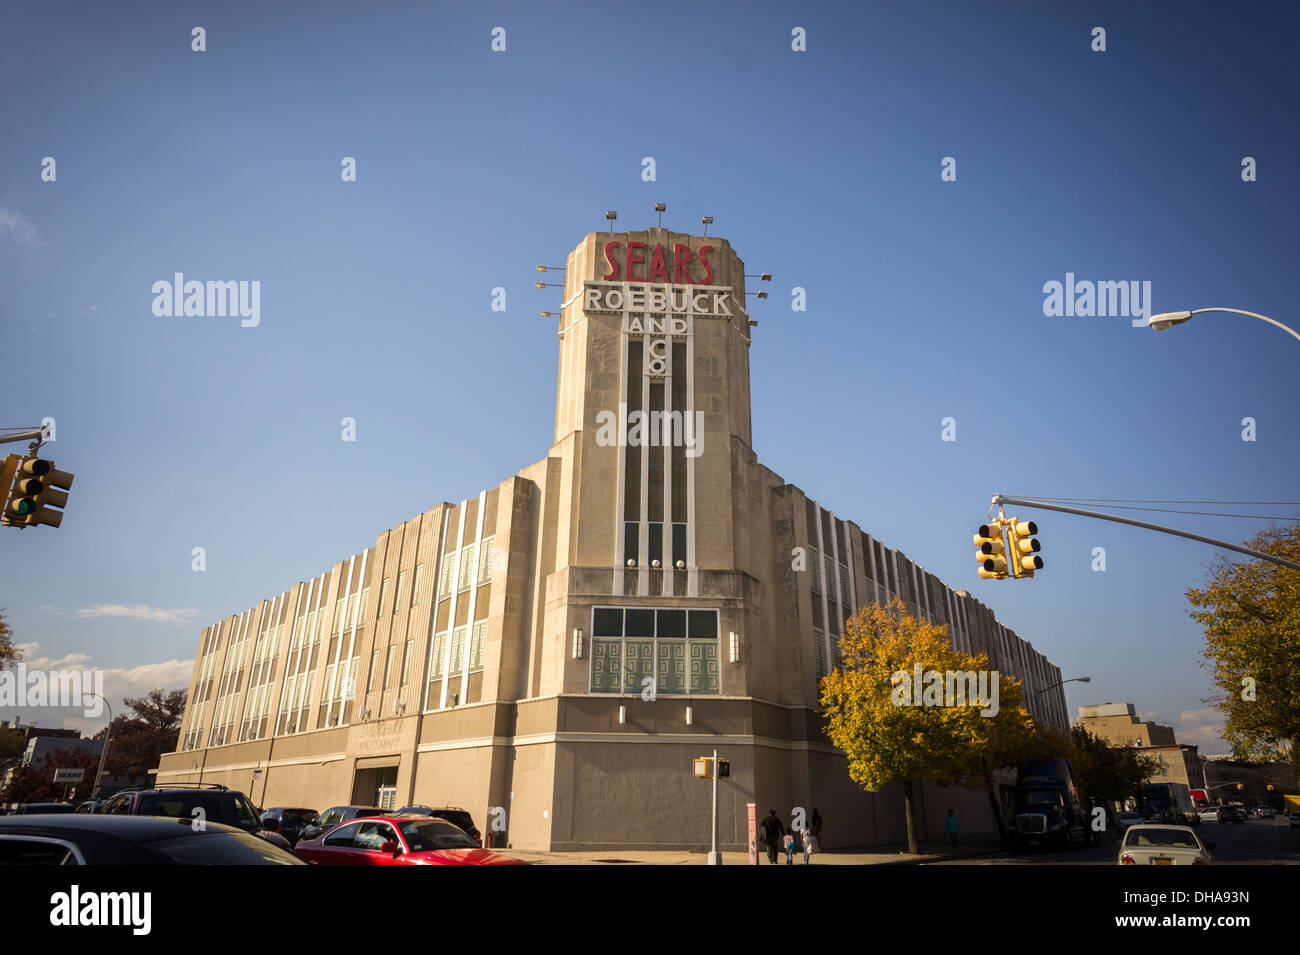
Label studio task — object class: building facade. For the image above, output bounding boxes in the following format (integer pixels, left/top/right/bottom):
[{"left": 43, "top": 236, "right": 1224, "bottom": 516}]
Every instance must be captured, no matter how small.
[
  {"left": 158, "top": 229, "right": 1067, "bottom": 850},
  {"left": 1078, "top": 702, "right": 1177, "bottom": 747}
]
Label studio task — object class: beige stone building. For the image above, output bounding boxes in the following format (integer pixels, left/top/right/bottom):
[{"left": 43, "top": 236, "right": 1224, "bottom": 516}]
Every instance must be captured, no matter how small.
[
  {"left": 157, "top": 229, "right": 1068, "bottom": 851},
  {"left": 1078, "top": 702, "right": 1176, "bottom": 747}
]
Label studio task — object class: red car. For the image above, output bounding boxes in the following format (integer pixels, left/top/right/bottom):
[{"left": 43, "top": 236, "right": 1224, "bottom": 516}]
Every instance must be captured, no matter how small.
[{"left": 293, "top": 815, "right": 528, "bottom": 865}]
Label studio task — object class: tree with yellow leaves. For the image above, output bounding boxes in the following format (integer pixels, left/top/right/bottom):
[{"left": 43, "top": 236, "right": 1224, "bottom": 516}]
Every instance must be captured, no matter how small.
[
  {"left": 1187, "top": 521, "right": 1300, "bottom": 774},
  {"left": 819, "top": 598, "right": 1037, "bottom": 853}
]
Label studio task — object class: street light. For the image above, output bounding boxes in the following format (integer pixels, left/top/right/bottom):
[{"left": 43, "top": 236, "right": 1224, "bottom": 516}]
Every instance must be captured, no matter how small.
[
  {"left": 1148, "top": 308, "right": 1300, "bottom": 343},
  {"left": 87, "top": 693, "right": 113, "bottom": 800},
  {"left": 1034, "top": 675, "right": 1090, "bottom": 698}
]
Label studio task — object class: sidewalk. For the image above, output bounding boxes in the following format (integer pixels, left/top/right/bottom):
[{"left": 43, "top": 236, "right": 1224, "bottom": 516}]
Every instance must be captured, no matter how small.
[{"left": 501, "top": 833, "right": 1007, "bottom": 865}]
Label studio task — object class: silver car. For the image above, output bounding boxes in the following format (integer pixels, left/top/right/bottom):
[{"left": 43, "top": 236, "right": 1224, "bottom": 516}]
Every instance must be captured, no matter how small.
[{"left": 1118, "top": 824, "right": 1214, "bottom": 865}]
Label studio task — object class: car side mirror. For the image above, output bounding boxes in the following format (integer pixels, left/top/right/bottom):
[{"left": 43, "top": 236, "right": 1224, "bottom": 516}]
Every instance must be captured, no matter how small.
[{"left": 381, "top": 841, "right": 400, "bottom": 856}]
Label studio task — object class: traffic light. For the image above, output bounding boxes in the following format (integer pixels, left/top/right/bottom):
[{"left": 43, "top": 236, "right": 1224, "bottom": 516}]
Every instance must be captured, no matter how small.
[
  {"left": 717, "top": 758, "right": 730, "bottom": 779},
  {"left": 1006, "top": 519, "right": 1043, "bottom": 578},
  {"left": 973, "top": 523, "right": 1008, "bottom": 579},
  {"left": 1, "top": 455, "right": 72, "bottom": 529}
]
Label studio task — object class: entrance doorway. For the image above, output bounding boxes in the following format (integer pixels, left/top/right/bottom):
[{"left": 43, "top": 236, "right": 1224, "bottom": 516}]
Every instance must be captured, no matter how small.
[{"left": 351, "top": 765, "right": 398, "bottom": 809}]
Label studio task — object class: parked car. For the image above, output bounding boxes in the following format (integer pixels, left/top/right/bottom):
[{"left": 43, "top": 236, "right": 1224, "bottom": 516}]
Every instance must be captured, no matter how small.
[
  {"left": 1218, "top": 806, "right": 1247, "bottom": 824},
  {"left": 295, "top": 805, "right": 386, "bottom": 844},
  {"left": 75, "top": 798, "right": 108, "bottom": 814},
  {"left": 393, "top": 805, "right": 482, "bottom": 845},
  {"left": 294, "top": 815, "right": 527, "bottom": 865},
  {"left": 12, "top": 802, "right": 77, "bottom": 814},
  {"left": 1116, "top": 811, "right": 1144, "bottom": 831},
  {"left": 1118, "top": 824, "right": 1215, "bottom": 865},
  {"left": 0, "top": 814, "right": 305, "bottom": 864},
  {"left": 259, "top": 807, "right": 318, "bottom": 846},
  {"left": 1255, "top": 807, "right": 1275, "bottom": 819},
  {"left": 1288, "top": 811, "right": 1300, "bottom": 828},
  {"left": 1196, "top": 807, "right": 1219, "bottom": 823},
  {"left": 97, "top": 785, "right": 291, "bottom": 850}
]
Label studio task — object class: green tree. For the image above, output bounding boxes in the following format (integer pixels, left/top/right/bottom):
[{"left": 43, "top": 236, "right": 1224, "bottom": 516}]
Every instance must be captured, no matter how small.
[
  {"left": 0, "top": 609, "right": 21, "bottom": 670},
  {"left": 1187, "top": 522, "right": 1300, "bottom": 774},
  {"left": 819, "top": 598, "right": 1037, "bottom": 853},
  {"left": 97, "top": 688, "right": 187, "bottom": 781},
  {"left": 1, "top": 746, "right": 100, "bottom": 805}
]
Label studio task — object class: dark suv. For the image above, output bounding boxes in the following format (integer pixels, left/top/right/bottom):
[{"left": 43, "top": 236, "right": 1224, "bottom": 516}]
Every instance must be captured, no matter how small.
[
  {"left": 98, "top": 784, "right": 291, "bottom": 849},
  {"left": 295, "top": 806, "right": 386, "bottom": 845},
  {"left": 394, "top": 806, "right": 482, "bottom": 845},
  {"left": 259, "top": 807, "right": 318, "bottom": 846}
]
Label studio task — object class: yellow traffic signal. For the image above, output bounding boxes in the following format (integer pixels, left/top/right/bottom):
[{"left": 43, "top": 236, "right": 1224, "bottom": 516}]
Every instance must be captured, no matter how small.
[
  {"left": 974, "top": 523, "right": 1008, "bottom": 579},
  {"left": 1007, "top": 519, "right": 1043, "bottom": 578},
  {"left": 0, "top": 455, "right": 72, "bottom": 529}
]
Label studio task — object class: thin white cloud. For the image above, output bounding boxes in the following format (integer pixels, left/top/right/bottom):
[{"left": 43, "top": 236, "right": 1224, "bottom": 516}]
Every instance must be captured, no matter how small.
[
  {"left": 80, "top": 305, "right": 100, "bottom": 317},
  {"left": 1177, "top": 708, "right": 1227, "bottom": 752},
  {"left": 0, "top": 206, "right": 45, "bottom": 249},
  {"left": 74, "top": 604, "right": 205, "bottom": 625},
  {"left": 3, "top": 642, "right": 194, "bottom": 733}
]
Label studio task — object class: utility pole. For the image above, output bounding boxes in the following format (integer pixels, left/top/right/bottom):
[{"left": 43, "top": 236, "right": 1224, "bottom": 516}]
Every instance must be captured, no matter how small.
[{"left": 708, "top": 748, "right": 722, "bottom": 866}]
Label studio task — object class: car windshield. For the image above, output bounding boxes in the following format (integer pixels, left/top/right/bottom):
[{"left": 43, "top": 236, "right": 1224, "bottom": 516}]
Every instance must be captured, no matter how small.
[
  {"left": 137, "top": 793, "right": 260, "bottom": 830},
  {"left": 146, "top": 830, "right": 306, "bottom": 864},
  {"left": 281, "top": 810, "right": 317, "bottom": 826},
  {"left": 398, "top": 819, "right": 478, "bottom": 851},
  {"left": 1015, "top": 789, "right": 1062, "bottom": 813},
  {"left": 1126, "top": 828, "right": 1199, "bottom": 849}
]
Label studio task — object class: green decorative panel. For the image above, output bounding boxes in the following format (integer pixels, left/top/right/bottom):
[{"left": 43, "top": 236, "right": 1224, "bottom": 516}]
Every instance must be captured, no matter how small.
[
  {"left": 657, "top": 640, "right": 687, "bottom": 695},
  {"left": 591, "top": 638, "right": 622, "bottom": 692},
  {"left": 624, "top": 638, "right": 654, "bottom": 694},
  {"left": 689, "top": 642, "right": 719, "bottom": 694}
]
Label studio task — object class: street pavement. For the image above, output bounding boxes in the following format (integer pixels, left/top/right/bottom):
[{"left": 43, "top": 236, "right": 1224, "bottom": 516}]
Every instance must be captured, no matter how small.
[
  {"left": 934, "top": 816, "right": 1300, "bottom": 865},
  {"left": 501, "top": 818, "right": 1300, "bottom": 865}
]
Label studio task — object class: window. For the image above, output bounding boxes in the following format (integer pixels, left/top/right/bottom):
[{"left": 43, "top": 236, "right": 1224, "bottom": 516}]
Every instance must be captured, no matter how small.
[
  {"left": 438, "top": 556, "right": 455, "bottom": 598},
  {"left": 394, "top": 571, "right": 408, "bottom": 612},
  {"left": 449, "top": 627, "right": 466, "bottom": 676},
  {"left": 814, "top": 627, "right": 827, "bottom": 680},
  {"left": 457, "top": 545, "right": 476, "bottom": 591},
  {"left": 809, "top": 547, "right": 822, "bottom": 594},
  {"left": 378, "top": 578, "right": 390, "bottom": 617},
  {"left": 400, "top": 639, "right": 414, "bottom": 686},
  {"left": 384, "top": 646, "right": 396, "bottom": 690},
  {"left": 672, "top": 523, "right": 687, "bottom": 567},
  {"left": 323, "top": 824, "right": 358, "bottom": 848},
  {"left": 470, "top": 622, "right": 487, "bottom": 671},
  {"left": 478, "top": 538, "right": 494, "bottom": 584},
  {"left": 367, "top": 648, "right": 382, "bottom": 693},
  {"left": 430, "top": 631, "right": 447, "bottom": 679},
  {"left": 411, "top": 564, "right": 424, "bottom": 608},
  {"left": 588, "top": 607, "right": 720, "bottom": 695}
]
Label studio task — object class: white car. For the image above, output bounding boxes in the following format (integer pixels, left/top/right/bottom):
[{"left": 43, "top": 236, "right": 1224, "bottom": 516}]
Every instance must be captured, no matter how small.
[
  {"left": 1118, "top": 824, "right": 1214, "bottom": 865},
  {"left": 1116, "top": 811, "right": 1144, "bottom": 831},
  {"left": 1197, "top": 807, "right": 1219, "bottom": 823}
]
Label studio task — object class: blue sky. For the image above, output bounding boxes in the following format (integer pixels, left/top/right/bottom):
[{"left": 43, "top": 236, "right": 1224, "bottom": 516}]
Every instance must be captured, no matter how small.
[{"left": 2, "top": 0, "right": 1296, "bottom": 749}]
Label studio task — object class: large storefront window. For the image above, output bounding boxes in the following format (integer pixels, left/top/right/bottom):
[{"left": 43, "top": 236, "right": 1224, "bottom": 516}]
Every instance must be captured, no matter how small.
[{"left": 589, "top": 607, "right": 719, "bottom": 695}]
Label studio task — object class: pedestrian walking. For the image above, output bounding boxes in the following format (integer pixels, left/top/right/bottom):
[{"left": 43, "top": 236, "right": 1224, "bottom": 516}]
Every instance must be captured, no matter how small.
[
  {"left": 810, "top": 808, "right": 823, "bottom": 840},
  {"left": 802, "top": 827, "right": 818, "bottom": 864},
  {"left": 944, "top": 808, "right": 959, "bottom": 847},
  {"left": 783, "top": 829, "right": 795, "bottom": 864},
  {"left": 758, "top": 809, "right": 784, "bottom": 864}
]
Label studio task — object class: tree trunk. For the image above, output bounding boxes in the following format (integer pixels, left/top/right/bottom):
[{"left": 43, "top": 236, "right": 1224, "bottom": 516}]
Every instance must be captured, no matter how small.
[{"left": 903, "top": 780, "right": 918, "bottom": 854}]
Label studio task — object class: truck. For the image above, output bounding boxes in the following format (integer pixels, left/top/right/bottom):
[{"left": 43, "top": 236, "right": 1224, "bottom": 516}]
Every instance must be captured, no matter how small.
[
  {"left": 1143, "top": 782, "right": 1196, "bottom": 825},
  {"left": 1010, "top": 759, "right": 1093, "bottom": 850}
]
